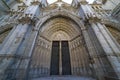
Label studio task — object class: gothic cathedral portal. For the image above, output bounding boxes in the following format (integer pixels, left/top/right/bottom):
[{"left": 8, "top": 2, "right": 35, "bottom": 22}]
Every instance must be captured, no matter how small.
[
  {"left": 29, "top": 17, "right": 91, "bottom": 77},
  {"left": 0, "top": 0, "right": 120, "bottom": 80}
]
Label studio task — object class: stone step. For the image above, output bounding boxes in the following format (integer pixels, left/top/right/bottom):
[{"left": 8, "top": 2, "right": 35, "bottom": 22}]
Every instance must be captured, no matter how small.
[{"left": 32, "top": 76, "right": 96, "bottom": 80}]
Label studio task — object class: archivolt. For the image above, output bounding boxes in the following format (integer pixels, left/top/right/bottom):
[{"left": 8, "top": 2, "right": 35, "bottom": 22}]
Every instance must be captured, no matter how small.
[
  {"left": 36, "top": 10, "right": 85, "bottom": 40},
  {"left": 40, "top": 17, "right": 81, "bottom": 40},
  {"left": 37, "top": 10, "right": 85, "bottom": 31}
]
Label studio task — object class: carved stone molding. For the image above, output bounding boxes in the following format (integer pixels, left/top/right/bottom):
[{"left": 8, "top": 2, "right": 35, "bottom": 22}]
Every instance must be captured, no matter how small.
[
  {"left": 18, "top": 16, "right": 31, "bottom": 24},
  {"left": 31, "top": 1, "right": 40, "bottom": 5}
]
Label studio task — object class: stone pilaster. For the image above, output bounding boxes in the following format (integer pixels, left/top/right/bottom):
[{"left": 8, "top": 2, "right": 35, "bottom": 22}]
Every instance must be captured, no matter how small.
[{"left": 0, "top": 1, "right": 41, "bottom": 79}]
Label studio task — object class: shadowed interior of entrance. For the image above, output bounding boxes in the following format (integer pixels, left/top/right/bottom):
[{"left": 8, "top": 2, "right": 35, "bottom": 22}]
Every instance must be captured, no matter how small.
[{"left": 50, "top": 41, "right": 71, "bottom": 75}]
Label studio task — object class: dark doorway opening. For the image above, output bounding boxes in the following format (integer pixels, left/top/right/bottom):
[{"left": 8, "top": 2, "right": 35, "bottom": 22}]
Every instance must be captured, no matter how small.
[
  {"left": 50, "top": 41, "right": 71, "bottom": 75},
  {"left": 50, "top": 41, "right": 59, "bottom": 75},
  {"left": 61, "top": 41, "right": 71, "bottom": 75}
]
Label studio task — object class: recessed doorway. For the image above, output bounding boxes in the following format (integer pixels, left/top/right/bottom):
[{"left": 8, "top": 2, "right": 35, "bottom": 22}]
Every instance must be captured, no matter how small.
[{"left": 50, "top": 41, "right": 71, "bottom": 75}]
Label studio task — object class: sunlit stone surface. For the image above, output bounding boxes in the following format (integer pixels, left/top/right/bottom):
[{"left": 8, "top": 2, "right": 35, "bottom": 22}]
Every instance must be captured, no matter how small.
[{"left": 0, "top": 0, "right": 120, "bottom": 80}]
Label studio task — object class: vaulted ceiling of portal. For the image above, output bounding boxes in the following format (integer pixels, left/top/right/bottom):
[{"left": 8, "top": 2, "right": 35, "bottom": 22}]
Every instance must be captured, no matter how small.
[{"left": 40, "top": 17, "right": 81, "bottom": 41}]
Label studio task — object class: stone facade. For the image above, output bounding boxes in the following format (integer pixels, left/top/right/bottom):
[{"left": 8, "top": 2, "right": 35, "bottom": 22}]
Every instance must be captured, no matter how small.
[
  {"left": 0, "top": 0, "right": 120, "bottom": 80},
  {"left": 97, "top": 0, "right": 120, "bottom": 10}
]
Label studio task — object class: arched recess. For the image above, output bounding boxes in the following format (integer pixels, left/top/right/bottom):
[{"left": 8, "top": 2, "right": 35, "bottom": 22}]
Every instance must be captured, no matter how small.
[{"left": 29, "top": 14, "right": 92, "bottom": 78}]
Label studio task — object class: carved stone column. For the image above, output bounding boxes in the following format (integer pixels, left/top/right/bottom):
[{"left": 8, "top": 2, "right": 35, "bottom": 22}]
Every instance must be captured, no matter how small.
[{"left": 0, "top": 1, "right": 41, "bottom": 79}]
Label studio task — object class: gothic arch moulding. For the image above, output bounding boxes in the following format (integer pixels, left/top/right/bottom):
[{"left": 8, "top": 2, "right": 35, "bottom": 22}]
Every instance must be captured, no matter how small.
[
  {"left": 37, "top": 10, "right": 86, "bottom": 32},
  {"left": 28, "top": 10, "right": 93, "bottom": 77},
  {"left": 39, "top": 16, "right": 81, "bottom": 40}
]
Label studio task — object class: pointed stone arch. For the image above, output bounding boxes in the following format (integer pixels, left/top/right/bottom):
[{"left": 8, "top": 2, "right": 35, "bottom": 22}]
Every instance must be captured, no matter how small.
[
  {"left": 37, "top": 10, "right": 85, "bottom": 32},
  {"left": 39, "top": 16, "right": 81, "bottom": 41},
  {"left": 29, "top": 11, "right": 93, "bottom": 77}
]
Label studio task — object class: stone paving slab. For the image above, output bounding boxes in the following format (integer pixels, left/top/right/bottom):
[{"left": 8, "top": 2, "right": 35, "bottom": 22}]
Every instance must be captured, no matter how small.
[{"left": 32, "top": 76, "right": 96, "bottom": 80}]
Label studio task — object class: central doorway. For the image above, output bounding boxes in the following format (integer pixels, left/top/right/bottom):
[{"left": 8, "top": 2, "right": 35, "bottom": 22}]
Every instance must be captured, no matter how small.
[
  {"left": 50, "top": 41, "right": 71, "bottom": 75},
  {"left": 29, "top": 17, "right": 92, "bottom": 78}
]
